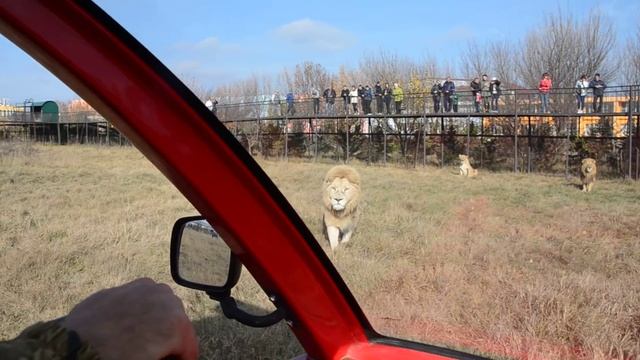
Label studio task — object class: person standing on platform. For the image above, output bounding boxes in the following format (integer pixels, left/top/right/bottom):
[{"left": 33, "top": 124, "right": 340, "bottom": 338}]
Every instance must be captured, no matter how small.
[
  {"left": 442, "top": 77, "right": 456, "bottom": 113},
  {"left": 392, "top": 83, "right": 404, "bottom": 114},
  {"left": 589, "top": 73, "right": 607, "bottom": 113},
  {"left": 383, "top": 83, "right": 393, "bottom": 115},
  {"left": 538, "top": 72, "right": 552, "bottom": 113},
  {"left": 323, "top": 86, "right": 337, "bottom": 115}
]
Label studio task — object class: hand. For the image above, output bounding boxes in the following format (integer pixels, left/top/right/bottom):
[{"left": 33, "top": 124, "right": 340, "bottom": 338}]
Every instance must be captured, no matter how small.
[{"left": 63, "top": 278, "right": 198, "bottom": 360}]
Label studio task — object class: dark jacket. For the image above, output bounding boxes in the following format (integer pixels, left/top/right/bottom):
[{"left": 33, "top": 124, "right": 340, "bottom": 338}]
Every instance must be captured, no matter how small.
[
  {"left": 323, "top": 88, "right": 336, "bottom": 103},
  {"left": 470, "top": 80, "right": 481, "bottom": 96},
  {"left": 383, "top": 86, "right": 393, "bottom": 99},
  {"left": 489, "top": 81, "right": 501, "bottom": 96},
  {"left": 589, "top": 79, "right": 607, "bottom": 96},
  {"left": 0, "top": 320, "right": 99, "bottom": 360},
  {"left": 357, "top": 87, "right": 365, "bottom": 98},
  {"left": 374, "top": 84, "right": 383, "bottom": 97},
  {"left": 341, "top": 88, "right": 350, "bottom": 101},
  {"left": 431, "top": 84, "right": 442, "bottom": 97},
  {"left": 442, "top": 81, "right": 455, "bottom": 95},
  {"left": 363, "top": 88, "right": 373, "bottom": 101}
]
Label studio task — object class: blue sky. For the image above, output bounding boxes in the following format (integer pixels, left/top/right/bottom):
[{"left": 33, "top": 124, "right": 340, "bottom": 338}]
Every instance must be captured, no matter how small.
[{"left": 0, "top": 0, "right": 637, "bottom": 103}]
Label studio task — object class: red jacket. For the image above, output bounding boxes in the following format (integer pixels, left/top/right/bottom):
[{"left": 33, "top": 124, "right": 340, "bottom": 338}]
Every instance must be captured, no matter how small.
[{"left": 539, "top": 78, "right": 552, "bottom": 93}]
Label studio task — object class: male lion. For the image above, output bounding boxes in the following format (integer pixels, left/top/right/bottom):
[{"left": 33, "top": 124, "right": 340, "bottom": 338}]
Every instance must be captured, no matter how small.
[
  {"left": 581, "top": 158, "right": 597, "bottom": 192},
  {"left": 322, "top": 165, "right": 361, "bottom": 250},
  {"left": 458, "top": 154, "right": 478, "bottom": 177}
]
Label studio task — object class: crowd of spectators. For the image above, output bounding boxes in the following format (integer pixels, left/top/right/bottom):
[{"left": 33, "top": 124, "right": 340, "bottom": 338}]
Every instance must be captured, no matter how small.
[{"left": 214, "top": 72, "right": 612, "bottom": 117}]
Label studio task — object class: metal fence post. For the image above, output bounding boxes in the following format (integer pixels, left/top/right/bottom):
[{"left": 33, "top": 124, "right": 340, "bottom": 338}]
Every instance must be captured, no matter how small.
[
  {"left": 413, "top": 117, "right": 421, "bottom": 168},
  {"left": 383, "top": 119, "right": 387, "bottom": 166},
  {"left": 565, "top": 120, "right": 570, "bottom": 180},
  {"left": 466, "top": 115, "right": 470, "bottom": 156},
  {"left": 514, "top": 89, "right": 519, "bottom": 173},
  {"left": 527, "top": 116, "right": 532, "bottom": 173},
  {"left": 284, "top": 117, "right": 288, "bottom": 162},
  {"left": 440, "top": 116, "right": 444, "bottom": 168},
  {"left": 314, "top": 121, "right": 319, "bottom": 163},
  {"left": 255, "top": 118, "right": 261, "bottom": 157},
  {"left": 368, "top": 117, "right": 372, "bottom": 165},
  {"left": 423, "top": 117, "right": 427, "bottom": 167},
  {"left": 636, "top": 147, "right": 639, "bottom": 180},
  {"left": 628, "top": 85, "right": 633, "bottom": 179},
  {"left": 345, "top": 116, "right": 350, "bottom": 164},
  {"left": 480, "top": 116, "right": 484, "bottom": 168}
]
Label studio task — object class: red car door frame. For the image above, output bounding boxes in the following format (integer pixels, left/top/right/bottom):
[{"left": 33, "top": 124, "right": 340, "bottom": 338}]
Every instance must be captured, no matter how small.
[{"left": 0, "top": 2, "right": 485, "bottom": 359}]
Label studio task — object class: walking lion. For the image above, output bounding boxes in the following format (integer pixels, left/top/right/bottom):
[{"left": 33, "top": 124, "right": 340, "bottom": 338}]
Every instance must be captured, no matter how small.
[
  {"left": 581, "top": 158, "right": 597, "bottom": 192},
  {"left": 322, "top": 165, "right": 361, "bottom": 250}
]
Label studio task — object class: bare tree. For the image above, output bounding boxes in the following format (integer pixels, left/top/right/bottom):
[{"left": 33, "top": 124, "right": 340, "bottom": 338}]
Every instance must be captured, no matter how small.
[
  {"left": 516, "top": 10, "right": 616, "bottom": 89},
  {"left": 490, "top": 40, "right": 518, "bottom": 88},
  {"left": 177, "top": 74, "right": 210, "bottom": 100},
  {"left": 292, "top": 61, "right": 330, "bottom": 95},
  {"left": 359, "top": 50, "right": 414, "bottom": 85},
  {"left": 622, "top": 25, "right": 640, "bottom": 84},
  {"left": 419, "top": 55, "right": 441, "bottom": 81},
  {"left": 461, "top": 40, "right": 491, "bottom": 79},
  {"left": 279, "top": 67, "right": 293, "bottom": 93},
  {"left": 581, "top": 11, "right": 617, "bottom": 81}
]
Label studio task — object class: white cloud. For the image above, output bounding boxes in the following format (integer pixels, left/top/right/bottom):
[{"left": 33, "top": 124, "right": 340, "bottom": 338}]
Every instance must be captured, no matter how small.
[
  {"left": 193, "top": 36, "right": 221, "bottom": 50},
  {"left": 174, "top": 36, "right": 242, "bottom": 54},
  {"left": 444, "top": 26, "right": 474, "bottom": 41},
  {"left": 170, "top": 60, "right": 239, "bottom": 88},
  {"left": 274, "top": 18, "right": 355, "bottom": 52},
  {"left": 173, "top": 60, "right": 202, "bottom": 73}
]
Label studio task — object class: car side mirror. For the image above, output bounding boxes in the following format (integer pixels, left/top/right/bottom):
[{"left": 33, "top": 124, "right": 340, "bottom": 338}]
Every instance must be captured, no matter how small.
[
  {"left": 170, "top": 216, "right": 241, "bottom": 297},
  {"left": 170, "top": 216, "right": 286, "bottom": 328}
]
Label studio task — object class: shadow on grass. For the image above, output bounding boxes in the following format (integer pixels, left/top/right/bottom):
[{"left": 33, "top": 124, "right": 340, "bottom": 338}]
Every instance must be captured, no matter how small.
[
  {"left": 192, "top": 300, "right": 303, "bottom": 359},
  {"left": 563, "top": 181, "right": 583, "bottom": 190}
]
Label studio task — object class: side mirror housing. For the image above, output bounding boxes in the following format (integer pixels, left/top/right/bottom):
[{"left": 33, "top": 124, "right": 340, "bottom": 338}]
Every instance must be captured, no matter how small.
[
  {"left": 170, "top": 215, "right": 286, "bottom": 327},
  {"left": 170, "top": 216, "right": 241, "bottom": 298}
]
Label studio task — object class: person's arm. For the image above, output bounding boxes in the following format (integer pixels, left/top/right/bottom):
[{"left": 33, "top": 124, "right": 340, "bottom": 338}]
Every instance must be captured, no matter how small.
[
  {"left": 1, "top": 278, "right": 198, "bottom": 360},
  {"left": 0, "top": 320, "right": 98, "bottom": 360}
]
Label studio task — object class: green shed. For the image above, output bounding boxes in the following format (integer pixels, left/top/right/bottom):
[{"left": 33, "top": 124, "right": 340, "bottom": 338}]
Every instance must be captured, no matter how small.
[{"left": 30, "top": 100, "right": 59, "bottom": 122}]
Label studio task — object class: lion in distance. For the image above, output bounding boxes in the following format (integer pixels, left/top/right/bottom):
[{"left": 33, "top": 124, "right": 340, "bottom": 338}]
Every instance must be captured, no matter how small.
[
  {"left": 581, "top": 158, "right": 597, "bottom": 192},
  {"left": 322, "top": 165, "right": 361, "bottom": 250},
  {"left": 459, "top": 154, "right": 478, "bottom": 177}
]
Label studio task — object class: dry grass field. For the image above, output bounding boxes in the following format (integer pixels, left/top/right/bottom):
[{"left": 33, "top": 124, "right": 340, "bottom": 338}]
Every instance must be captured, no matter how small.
[{"left": 1, "top": 142, "right": 639, "bottom": 359}]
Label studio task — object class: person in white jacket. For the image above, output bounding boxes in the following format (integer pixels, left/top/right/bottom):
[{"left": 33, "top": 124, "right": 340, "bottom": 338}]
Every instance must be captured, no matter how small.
[
  {"left": 349, "top": 86, "right": 359, "bottom": 114},
  {"left": 575, "top": 74, "right": 589, "bottom": 113}
]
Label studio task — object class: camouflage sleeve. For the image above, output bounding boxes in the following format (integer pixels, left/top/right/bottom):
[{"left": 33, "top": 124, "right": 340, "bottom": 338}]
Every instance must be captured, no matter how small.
[{"left": 0, "top": 319, "right": 99, "bottom": 360}]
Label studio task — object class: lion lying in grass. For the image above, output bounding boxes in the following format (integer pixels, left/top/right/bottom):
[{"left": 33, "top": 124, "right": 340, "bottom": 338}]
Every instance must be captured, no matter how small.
[
  {"left": 322, "top": 165, "right": 361, "bottom": 250},
  {"left": 581, "top": 158, "right": 597, "bottom": 192},
  {"left": 459, "top": 154, "right": 478, "bottom": 177}
]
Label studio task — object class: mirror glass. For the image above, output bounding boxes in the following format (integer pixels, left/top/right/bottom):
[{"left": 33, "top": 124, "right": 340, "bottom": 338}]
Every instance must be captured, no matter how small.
[{"left": 178, "top": 219, "right": 231, "bottom": 287}]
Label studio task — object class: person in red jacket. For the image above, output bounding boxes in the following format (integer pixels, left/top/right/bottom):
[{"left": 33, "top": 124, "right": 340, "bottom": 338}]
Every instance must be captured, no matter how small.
[{"left": 538, "top": 72, "right": 552, "bottom": 113}]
